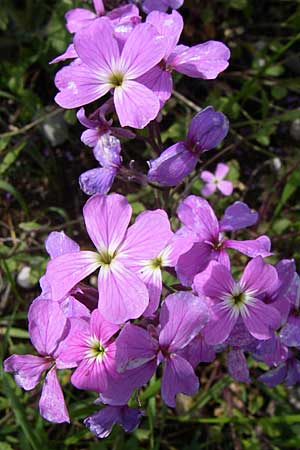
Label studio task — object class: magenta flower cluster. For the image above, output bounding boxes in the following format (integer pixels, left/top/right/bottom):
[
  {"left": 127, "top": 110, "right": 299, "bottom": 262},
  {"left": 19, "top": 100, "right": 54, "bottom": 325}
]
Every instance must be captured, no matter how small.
[{"left": 4, "top": 0, "right": 300, "bottom": 442}]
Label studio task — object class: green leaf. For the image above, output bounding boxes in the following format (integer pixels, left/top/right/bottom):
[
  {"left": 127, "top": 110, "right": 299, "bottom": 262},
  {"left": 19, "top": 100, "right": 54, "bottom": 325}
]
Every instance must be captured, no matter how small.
[
  {"left": 2, "top": 374, "right": 41, "bottom": 450},
  {"left": 274, "top": 169, "right": 300, "bottom": 217},
  {"left": 0, "top": 141, "right": 26, "bottom": 175},
  {"left": 0, "top": 179, "right": 29, "bottom": 215}
]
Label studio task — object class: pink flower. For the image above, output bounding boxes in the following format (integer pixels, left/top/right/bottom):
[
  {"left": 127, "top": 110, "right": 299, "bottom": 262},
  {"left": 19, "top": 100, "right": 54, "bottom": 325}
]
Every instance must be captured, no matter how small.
[
  {"left": 54, "top": 19, "right": 166, "bottom": 128},
  {"left": 46, "top": 194, "right": 173, "bottom": 323},
  {"left": 200, "top": 163, "right": 233, "bottom": 197},
  {"left": 4, "top": 299, "right": 74, "bottom": 423}
]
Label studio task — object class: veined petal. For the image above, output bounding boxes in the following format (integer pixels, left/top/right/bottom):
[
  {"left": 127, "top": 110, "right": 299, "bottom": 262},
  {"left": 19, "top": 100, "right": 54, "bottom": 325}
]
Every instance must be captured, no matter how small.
[
  {"left": 55, "top": 63, "right": 110, "bottom": 109},
  {"left": 220, "top": 201, "right": 258, "bottom": 232},
  {"left": 4, "top": 354, "right": 51, "bottom": 391},
  {"left": 46, "top": 251, "right": 101, "bottom": 301},
  {"left": 114, "top": 80, "right": 160, "bottom": 128},
  {"left": 242, "top": 300, "right": 281, "bottom": 340},
  {"left": 137, "top": 66, "right": 173, "bottom": 105},
  {"left": 146, "top": 10, "right": 183, "bottom": 58},
  {"left": 258, "top": 364, "right": 288, "bottom": 387},
  {"left": 240, "top": 257, "right": 279, "bottom": 298},
  {"left": 203, "top": 302, "right": 238, "bottom": 345},
  {"left": 159, "top": 292, "right": 210, "bottom": 351},
  {"left": 28, "top": 299, "right": 68, "bottom": 356},
  {"left": 45, "top": 231, "right": 79, "bottom": 259},
  {"left": 227, "top": 349, "right": 250, "bottom": 383},
  {"left": 98, "top": 261, "right": 149, "bottom": 324},
  {"left": 193, "top": 260, "right": 234, "bottom": 299},
  {"left": 139, "top": 266, "right": 162, "bottom": 317},
  {"left": 65, "top": 8, "right": 96, "bottom": 33},
  {"left": 79, "top": 167, "right": 116, "bottom": 195},
  {"left": 83, "top": 193, "right": 132, "bottom": 254},
  {"left": 119, "top": 23, "right": 166, "bottom": 79},
  {"left": 116, "top": 323, "right": 158, "bottom": 372},
  {"left": 74, "top": 18, "right": 120, "bottom": 73},
  {"left": 147, "top": 142, "right": 197, "bottom": 186},
  {"left": 39, "top": 368, "right": 70, "bottom": 423},
  {"left": 225, "top": 236, "right": 271, "bottom": 259},
  {"left": 118, "top": 209, "right": 172, "bottom": 264},
  {"left": 176, "top": 242, "right": 213, "bottom": 287},
  {"left": 90, "top": 309, "right": 119, "bottom": 344},
  {"left": 170, "top": 40, "right": 230, "bottom": 79},
  {"left": 177, "top": 195, "right": 219, "bottom": 240},
  {"left": 161, "top": 354, "right": 199, "bottom": 407},
  {"left": 71, "top": 344, "right": 116, "bottom": 392}
]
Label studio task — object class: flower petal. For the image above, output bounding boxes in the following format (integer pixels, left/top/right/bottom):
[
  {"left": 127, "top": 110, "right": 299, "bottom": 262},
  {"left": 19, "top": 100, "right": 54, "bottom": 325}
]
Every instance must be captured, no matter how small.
[
  {"left": 114, "top": 80, "right": 160, "bottom": 128},
  {"left": 170, "top": 40, "right": 230, "bottom": 79},
  {"left": 228, "top": 349, "right": 250, "bottom": 383},
  {"left": 45, "top": 231, "right": 79, "bottom": 259},
  {"left": 83, "top": 193, "right": 132, "bottom": 254},
  {"left": 177, "top": 195, "right": 219, "bottom": 240},
  {"left": 55, "top": 63, "right": 110, "bottom": 109},
  {"left": 242, "top": 300, "right": 281, "bottom": 340},
  {"left": 148, "top": 142, "right": 197, "bottom": 186},
  {"left": 220, "top": 201, "right": 258, "bottom": 231},
  {"left": 4, "top": 355, "right": 51, "bottom": 391},
  {"left": 193, "top": 260, "right": 234, "bottom": 299},
  {"left": 176, "top": 242, "right": 213, "bottom": 286},
  {"left": 74, "top": 18, "right": 119, "bottom": 73},
  {"left": 119, "top": 23, "right": 166, "bottom": 79},
  {"left": 118, "top": 209, "right": 172, "bottom": 264},
  {"left": 65, "top": 8, "right": 96, "bottom": 33},
  {"left": 240, "top": 256, "right": 279, "bottom": 298},
  {"left": 217, "top": 180, "right": 233, "bottom": 196},
  {"left": 79, "top": 167, "right": 116, "bottom": 195},
  {"left": 161, "top": 354, "right": 199, "bottom": 407},
  {"left": 39, "top": 368, "right": 70, "bottom": 423},
  {"left": 159, "top": 292, "right": 210, "bottom": 351},
  {"left": 90, "top": 309, "right": 119, "bottom": 344},
  {"left": 137, "top": 66, "right": 173, "bottom": 105},
  {"left": 215, "top": 163, "right": 229, "bottom": 179},
  {"left": 116, "top": 323, "right": 158, "bottom": 372},
  {"left": 203, "top": 302, "right": 238, "bottom": 345},
  {"left": 224, "top": 236, "right": 271, "bottom": 258},
  {"left": 28, "top": 299, "right": 68, "bottom": 356},
  {"left": 187, "top": 106, "right": 229, "bottom": 152},
  {"left": 46, "top": 251, "right": 101, "bottom": 301},
  {"left": 98, "top": 261, "right": 149, "bottom": 323},
  {"left": 146, "top": 10, "right": 183, "bottom": 58}
]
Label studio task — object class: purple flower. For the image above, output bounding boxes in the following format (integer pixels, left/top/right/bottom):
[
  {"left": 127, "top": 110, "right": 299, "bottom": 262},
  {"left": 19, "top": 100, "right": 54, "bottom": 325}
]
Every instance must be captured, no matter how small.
[
  {"left": 116, "top": 292, "right": 209, "bottom": 407},
  {"left": 259, "top": 353, "right": 300, "bottom": 387},
  {"left": 59, "top": 309, "right": 120, "bottom": 392},
  {"left": 4, "top": 299, "right": 73, "bottom": 423},
  {"left": 84, "top": 405, "right": 143, "bottom": 438},
  {"left": 79, "top": 133, "right": 122, "bottom": 195},
  {"left": 176, "top": 196, "right": 271, "bottom": 286},
  {"left": 227, "top": 349, "right": 251, "bottom": 383},
  {"left": 142, "top": 0, "right": 184, "bottom": 14},
  {"left": 194, "top": 257, "right": 282, "bottom": 345},
  {"left": 138, "top": 11, "right": 230, "bottom": 104},
  {"left": 41, "top": 231, "right": 97, "bottom": 316},
  {"left": 46, "top": 194, "right": 173, "bottom": 324},
  {"left": 200, "top": 163, "right": 233, "bottom": 196},
  {"left": 148, "top": 107, "right": 229, "bottom": 186},
  {"left": 134, "top": 233, "right": 192, "bottom": 316},
  {"left": 55, "top": 19, "right": 166, "bottom": 128},
  {"left": 65, "top": 2, "right": 140, "bottom": 35}
]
